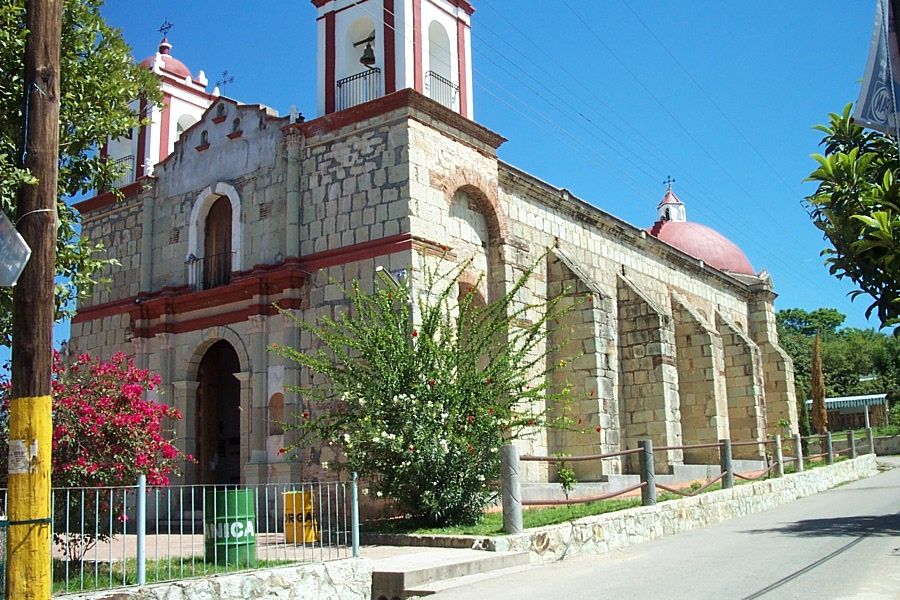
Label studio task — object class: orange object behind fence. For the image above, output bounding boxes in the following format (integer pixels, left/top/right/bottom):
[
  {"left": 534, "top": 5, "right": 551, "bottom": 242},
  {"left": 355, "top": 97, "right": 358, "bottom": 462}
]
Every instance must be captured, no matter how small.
[{"left": 283, "top": 491, "right": 318, "bottom": 544}]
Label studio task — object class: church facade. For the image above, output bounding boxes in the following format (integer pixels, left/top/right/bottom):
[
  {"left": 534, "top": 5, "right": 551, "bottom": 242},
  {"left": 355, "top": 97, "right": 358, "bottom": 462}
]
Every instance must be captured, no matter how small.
[{"left": 71, "top": 0, "right": 797, "bottom": 486}]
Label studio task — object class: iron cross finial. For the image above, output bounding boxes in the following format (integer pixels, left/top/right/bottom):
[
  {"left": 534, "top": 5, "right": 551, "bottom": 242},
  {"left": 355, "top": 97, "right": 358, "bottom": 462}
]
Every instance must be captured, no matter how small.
[
  {"left": 158, "top": 18, "right": 174, "bottom": 37},
  {"left": 663, "top": 176, "right": 676, "bottom": 191},
  {"left": 216, "top": 71, "right": 235, "bottom": 94}
]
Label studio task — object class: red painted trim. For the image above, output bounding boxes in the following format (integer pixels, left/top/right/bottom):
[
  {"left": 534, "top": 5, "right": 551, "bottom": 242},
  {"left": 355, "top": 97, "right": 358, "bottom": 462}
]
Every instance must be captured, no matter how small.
[
  {"left": 195, "top": 143, "right": 210, "bottom": 152},
  {"left": 226, "top": 131, "right": 243, "bottom": 140},
  {"left": 413, "top": 0, "right": 423, "bottom": 92},
  {"left": 290, "top": 88, "right": 506, "bottom": 149},
  {"left": 450, "top": 0, "right": 474, "bottom": 15},
  {"left": 325, "top": 11, "right": 336, "bottom": 114},
  {"left": 211, "top": 115, "right": 227, "bottom": 124},
  {"left": 311, "top": 0, "right": 329, "bottom": 7},
  {"left": 158, "top": 93, "right": 172, "bottom": 162},
  {"left": 74, "top": 180, "right": 144, "bottom": 213},
  {"left": 72, "top": 233, "right": 419, "bottom": 334},
  {"left": 100, "top": 143, "right": 108, "bottom": 159},
  {"left": 457, "top": 19, "right": 468, "bottom": 118},
  {"left": 159, "top": 77, "right": 214, "bottom": 100},
  {"left": 384, "top": 0, "right": 396, "bottom": 94},
  {"left": 136, "top": 98, "right": 148, "bottom": 177}
]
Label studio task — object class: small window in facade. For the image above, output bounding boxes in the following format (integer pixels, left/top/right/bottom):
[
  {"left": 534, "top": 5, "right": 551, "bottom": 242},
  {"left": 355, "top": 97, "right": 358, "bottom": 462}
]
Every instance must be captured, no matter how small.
[
  {"left": 200, "top": 130, "right": 209, "bottom": 145},
  {"left": 232, "top": 118, "right": 241, "bottom": 133},
  {"left": 216, "top": 104, "right": 226, "bottom": 118}
]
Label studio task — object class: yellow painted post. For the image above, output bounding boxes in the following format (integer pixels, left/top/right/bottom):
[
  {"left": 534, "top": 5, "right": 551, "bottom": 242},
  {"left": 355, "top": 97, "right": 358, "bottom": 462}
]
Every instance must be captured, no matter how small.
[{"left": 6, "top": 396, "right": 52, "bottom": 599}]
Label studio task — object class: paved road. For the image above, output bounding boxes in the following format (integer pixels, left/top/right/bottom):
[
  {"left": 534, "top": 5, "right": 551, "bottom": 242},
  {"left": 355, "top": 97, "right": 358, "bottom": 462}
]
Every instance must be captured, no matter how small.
[{"left": 432, "top": 459, "right": 900, "bottom": 599}]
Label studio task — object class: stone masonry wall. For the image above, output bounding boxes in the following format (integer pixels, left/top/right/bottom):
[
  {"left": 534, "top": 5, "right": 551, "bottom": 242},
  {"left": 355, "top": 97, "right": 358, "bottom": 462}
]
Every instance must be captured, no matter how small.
[
  {"left": 486, "top": 454, "right": 878, "bottom": 564},
  {"left": 717, "top": 312, "right": 767, "bottom": 459},
  {"left": 671, "top": 294, "right": 727, "bottom": 464},
  {"left": 616, "top": 275, "right": 682, "bottom": 473},
  {"left": 63, "top": 557, "right": 373, "bottom": 600}
]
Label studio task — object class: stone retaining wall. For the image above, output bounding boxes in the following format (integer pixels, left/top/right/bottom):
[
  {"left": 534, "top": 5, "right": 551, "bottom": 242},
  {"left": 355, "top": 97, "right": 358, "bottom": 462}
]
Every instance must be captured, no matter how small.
[
  {"left": 63, "top": 558, "right": 373, "bottom": 600},
  {"left": 483, "top": 454, "right": 877, "bottom": 563}
]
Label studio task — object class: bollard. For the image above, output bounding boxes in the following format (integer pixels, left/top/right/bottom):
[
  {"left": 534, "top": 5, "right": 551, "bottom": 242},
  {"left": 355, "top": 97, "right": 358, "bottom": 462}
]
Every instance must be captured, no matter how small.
[
  {"left": 501, "top": 445, "right": 524, "bottom": 534},
  {"left": 773, "top": 435, "right": 784, "bottom": 478},
  {"left": 794, "top": 433, "right": 804, "bottom": 473},
  {"left": 848, "top": 430, "right": 857, "bottom": 459},
  {"left": 638, "top": 439, "right": 656, "bottom": 507},
  {"left": 867, "top": 427, "right": 875, "bottom": 455},
  {"left": 136, "top": 474, "right": 146, "bottom": 586},
  {"left": 720, "top": 439, "right": 734, "bottom": 489},
  {"left": 825, "top": 432, "right": 834, "bottom": 465},
  {"left": 351, "top": 472, "right": 360, "bottom": 558}
]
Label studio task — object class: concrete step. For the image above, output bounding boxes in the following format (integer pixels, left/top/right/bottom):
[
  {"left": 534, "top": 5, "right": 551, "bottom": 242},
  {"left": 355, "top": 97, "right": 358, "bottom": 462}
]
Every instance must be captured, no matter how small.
[
  {"left": 371, "top": 549, "right": 530, "bottom": 600},
  {"left": 404, "top": 564, "right": 532, "bottom": 598}
]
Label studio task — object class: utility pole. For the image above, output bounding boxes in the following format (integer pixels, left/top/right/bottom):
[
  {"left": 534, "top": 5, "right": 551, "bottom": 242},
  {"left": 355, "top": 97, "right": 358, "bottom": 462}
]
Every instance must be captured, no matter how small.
[{"left": 9, "top": 0, "right": 63, "bottom": 598}]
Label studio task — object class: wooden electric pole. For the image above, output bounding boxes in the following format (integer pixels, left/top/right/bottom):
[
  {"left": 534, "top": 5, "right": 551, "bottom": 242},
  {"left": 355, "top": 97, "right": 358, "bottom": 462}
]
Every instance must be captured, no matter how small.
[{"left": 8, "top": 0, "right": 63, "bottom": 597}]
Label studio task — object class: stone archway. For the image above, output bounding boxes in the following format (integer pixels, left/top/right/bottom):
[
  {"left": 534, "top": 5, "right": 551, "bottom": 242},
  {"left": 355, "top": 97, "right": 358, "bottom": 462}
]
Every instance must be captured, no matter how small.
[{"left": 196, "top": 340, "right": 242, "bottom": 485}]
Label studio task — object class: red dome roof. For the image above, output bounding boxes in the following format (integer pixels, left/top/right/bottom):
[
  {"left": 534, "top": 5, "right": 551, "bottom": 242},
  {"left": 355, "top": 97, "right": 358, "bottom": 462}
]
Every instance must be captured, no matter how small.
[
  {"left": 648, "top": 220, "right": 755, "bottom": 276},
  {"left": 140, "top": 38, "right": 193, "bottom": 80}
]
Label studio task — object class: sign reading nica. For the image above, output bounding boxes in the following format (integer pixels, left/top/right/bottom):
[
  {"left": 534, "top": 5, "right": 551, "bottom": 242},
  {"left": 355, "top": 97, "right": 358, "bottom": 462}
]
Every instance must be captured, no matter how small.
[{"left": 205, "top": 519, "right": 255, "bottom": 540}]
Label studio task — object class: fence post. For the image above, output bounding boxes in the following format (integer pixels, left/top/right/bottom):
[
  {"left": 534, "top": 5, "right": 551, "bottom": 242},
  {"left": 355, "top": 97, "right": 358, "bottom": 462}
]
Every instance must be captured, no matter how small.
[
  {"left": 638, "top": 439, "right": 656, "bottom": 507},
  {"left": 720, "top": 439, "right": 734, "bottom": 490},
  {"left": 825, "top": 432, "right": 834, "bottom": 465},
  {"left": 867, "top": 427, "right": 875, "bottom": 455},
  {"left": 848, "top": 430, "right": 857, "bottom": 459},
  {"left": 351, "top": 472, "right": 360, "bottom": 558},
  {"left": 773, "top": 435, "right": 784, "bottom": 478},
  {"left": 136, "top": 474, "right": 146, "bottom": 586},
  {"left": 500, "top": 445, "right": 524, "bottom": 534},
  {"left": 794, "top": 433, "right": 804, "bottom": 473}
]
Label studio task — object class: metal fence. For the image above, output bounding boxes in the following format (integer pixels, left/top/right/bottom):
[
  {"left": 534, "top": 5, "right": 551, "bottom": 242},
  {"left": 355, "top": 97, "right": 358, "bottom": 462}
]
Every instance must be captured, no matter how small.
[
  {"left": 425, "top": 71, "right": 459, "bottom": 110},
  {"left": 109, "top": 154, "right": 135, "bottom": 189},
  {"left": 1, "top": 476, "right": 359, "bottom": 595},
  {"left": 336, "top": 68, "right": 382, "bottom": 111}
]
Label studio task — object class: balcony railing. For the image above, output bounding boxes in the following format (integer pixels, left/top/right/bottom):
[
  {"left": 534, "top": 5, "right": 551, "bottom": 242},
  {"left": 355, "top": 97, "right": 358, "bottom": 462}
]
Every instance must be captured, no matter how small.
[
  {"left": 336, "top": 68, "right": 382, "bottom": 111},
  {"left": 110, "top": 154, "right": 135, "bottom": 188},
  {"left": 425, "top": 71, "right": 459, "bottom": 110},
  {"left": 187, "top": 251, "right": 235, "bottom": 291}
]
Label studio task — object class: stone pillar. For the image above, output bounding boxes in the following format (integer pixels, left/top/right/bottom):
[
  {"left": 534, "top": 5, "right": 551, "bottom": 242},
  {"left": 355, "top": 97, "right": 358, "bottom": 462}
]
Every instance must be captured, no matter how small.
[
  {"left": 131, "top": 336, "right": 150, "bottom": 373},
  {"left": 139, "top": 186, "right": 155, "bottom": 292},
  {"left": 617, "top": 275, "right": 682, "bottom": 473},
  {"left": 234, "top": 371, "right": 256, "bottom": 485},
  {"left": 671, "top": 294, "right": 728, "bottom": 464},
  {"left": 546, "top": 250, "right": 619, "bottom": 478},
  {"left": 748, "top": 281, "right": 798, "bottom": 436},
  {"left": 247, "top": 316, "right": 269, "bottom": 473},
  {"left": 172, "top": 379, "right": 200, "bottom": 484},
  {"left": 716, "top": 312, "right": 767, "bottom": 460},
  {"left": 285, "top": 132, "right": 302, "bottom": 258}
]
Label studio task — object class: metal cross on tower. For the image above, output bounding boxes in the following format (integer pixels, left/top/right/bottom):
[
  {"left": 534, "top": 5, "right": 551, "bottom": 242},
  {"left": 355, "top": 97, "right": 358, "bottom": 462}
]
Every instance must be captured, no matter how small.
[
  {"left": 158, "top": 18, "right": 174, "bottom": 37},
  {"left": 663, "top": 176, "right": 676, "bottom": 191},
  {"left": 216, "top": 70, "right": 235, "bottom": 94}
]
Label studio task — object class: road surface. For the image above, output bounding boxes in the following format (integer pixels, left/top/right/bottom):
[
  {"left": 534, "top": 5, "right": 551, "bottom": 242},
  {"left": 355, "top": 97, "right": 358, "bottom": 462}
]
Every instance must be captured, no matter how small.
[{"left": 431, "top": 458, "right": 900, "bottom": 599}]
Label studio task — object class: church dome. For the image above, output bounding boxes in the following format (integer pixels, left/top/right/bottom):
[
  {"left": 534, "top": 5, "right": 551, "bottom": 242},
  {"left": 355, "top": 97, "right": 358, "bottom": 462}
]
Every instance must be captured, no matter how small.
[
  {"left": 646, "top": 188, "right": 755, "bottom": 276},
  {"left": 140, "top": 38, "right": 194, "bottom": 80}
]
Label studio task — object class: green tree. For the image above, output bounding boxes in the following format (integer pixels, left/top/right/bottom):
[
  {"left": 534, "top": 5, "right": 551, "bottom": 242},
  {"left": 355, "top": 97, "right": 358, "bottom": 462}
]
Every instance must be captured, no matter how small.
[
  {"left": 273, "top": 260, "right": 574, "bottom": 526},
  {"left": 0, "top": 0, "right": 160, "bottom": 345},
  {"left": 805, "top": 104, "right": 900, "bottom": 332},
  {"left": 810, "top": 332, "right": 827, "bottom": 434}
]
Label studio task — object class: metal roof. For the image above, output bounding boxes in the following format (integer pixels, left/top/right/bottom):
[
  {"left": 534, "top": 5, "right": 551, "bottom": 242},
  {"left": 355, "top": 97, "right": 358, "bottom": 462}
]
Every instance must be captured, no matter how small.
[{"left": 804, "top": 393, "right": 887, "bottom": 409}]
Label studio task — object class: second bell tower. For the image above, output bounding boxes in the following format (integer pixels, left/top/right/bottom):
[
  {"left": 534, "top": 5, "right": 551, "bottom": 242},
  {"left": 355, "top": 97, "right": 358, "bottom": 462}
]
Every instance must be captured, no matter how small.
[{"left": 312, "top": 0, "right": 474, "bottom": 118}]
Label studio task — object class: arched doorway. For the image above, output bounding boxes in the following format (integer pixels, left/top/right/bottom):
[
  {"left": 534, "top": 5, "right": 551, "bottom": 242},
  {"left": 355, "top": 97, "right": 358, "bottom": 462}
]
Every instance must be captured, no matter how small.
[
  {"left": 196, "top": 340, "right": 241, "bottom": 485},
  {"left": 203, "top": 196, "right": 232, "bottom": 289}
]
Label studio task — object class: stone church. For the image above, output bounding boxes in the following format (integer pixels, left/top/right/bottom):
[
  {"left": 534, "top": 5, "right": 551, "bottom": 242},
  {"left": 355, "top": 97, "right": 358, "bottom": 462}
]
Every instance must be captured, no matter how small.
[{"left": 71, "top": 0, "right": 797, "bottom": 486}]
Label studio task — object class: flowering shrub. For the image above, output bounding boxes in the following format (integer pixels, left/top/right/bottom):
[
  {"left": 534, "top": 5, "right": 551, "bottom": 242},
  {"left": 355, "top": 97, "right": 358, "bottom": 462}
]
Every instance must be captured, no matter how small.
[
  {"left": 274, "top": 259, "right": 574, "bottom": 526},
  {"left": 0, "top": 351, "right": 189, "bottom": 560}
]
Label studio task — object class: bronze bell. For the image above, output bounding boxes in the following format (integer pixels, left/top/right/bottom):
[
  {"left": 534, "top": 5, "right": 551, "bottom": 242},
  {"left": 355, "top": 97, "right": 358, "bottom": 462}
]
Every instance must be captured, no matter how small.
[{"left": 360, "top": 42, "right": 376, "bottom": 67}]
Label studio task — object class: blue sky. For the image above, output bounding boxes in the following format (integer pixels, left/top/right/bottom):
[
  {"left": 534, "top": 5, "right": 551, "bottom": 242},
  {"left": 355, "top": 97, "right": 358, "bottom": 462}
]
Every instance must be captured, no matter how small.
[{"left": 54, "top": 1, "right": 883, "bottom": 350}]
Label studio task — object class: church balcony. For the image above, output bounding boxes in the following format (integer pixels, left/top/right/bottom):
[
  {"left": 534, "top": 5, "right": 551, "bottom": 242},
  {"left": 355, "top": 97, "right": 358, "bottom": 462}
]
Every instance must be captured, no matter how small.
[
  {"left": 425, "top": 71, "right": 459, "bottom": 111},
  {"left": 336, "top": 68, "right": 382, "bottom": 111},
  {"left": 186, "top": 251, "right": 235, "bottom": 291},
  {"left": 110, "top": 154, "right": 135, "bottom": 188}
]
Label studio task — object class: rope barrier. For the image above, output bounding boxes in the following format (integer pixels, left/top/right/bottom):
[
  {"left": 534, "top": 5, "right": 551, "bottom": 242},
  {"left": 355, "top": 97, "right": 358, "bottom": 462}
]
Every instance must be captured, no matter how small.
[
  {"left": 521, "top": 482, "right": 646, "bottom": 506},
  {"left": 654, "top": 472, "right": 727, "bottom": 497},
  {"left": 730, "top": 439, "right": 774, "bottom": 448},
  {"left": 520, "top": 447, "right": 643, "bottom": 463},
  {"left": 733, "top": 462, "right": 777, "bottom": 482},
  {"left": 655, "top": 441, "right": 723, "bottom": 452}
]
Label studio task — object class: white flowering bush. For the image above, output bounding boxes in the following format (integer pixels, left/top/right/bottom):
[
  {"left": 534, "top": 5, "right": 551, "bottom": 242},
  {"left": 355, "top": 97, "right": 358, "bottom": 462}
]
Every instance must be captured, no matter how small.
[{"left": 273, "top": 259, "right": 573, "bottom": 525}]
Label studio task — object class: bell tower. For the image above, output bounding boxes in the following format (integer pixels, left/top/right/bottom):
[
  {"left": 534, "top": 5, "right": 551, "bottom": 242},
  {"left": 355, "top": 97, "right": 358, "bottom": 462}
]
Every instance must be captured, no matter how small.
[{"left": 312, "top": 0, "right": 474, "bottom": 118}]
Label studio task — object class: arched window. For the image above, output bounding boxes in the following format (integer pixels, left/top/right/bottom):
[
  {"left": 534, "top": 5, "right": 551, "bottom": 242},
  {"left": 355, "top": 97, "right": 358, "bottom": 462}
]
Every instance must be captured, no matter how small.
[
  {"left": 216, "top": 104, "right": 226, "bottom": 119},
  {"left": 232, "top": 117, "right": 241, "bottom": 133},
  {"left": 203, "top": 196, "right": 232, "bottom": 288},
  {"left": 427, "top": 21, "right": 456, "bottom": 109},
  {"left": 176, "top": 114, "right": 198, "bottom": 141},
  {"left": 200, "top": 130, "right": 209, "bottom": 145}
]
